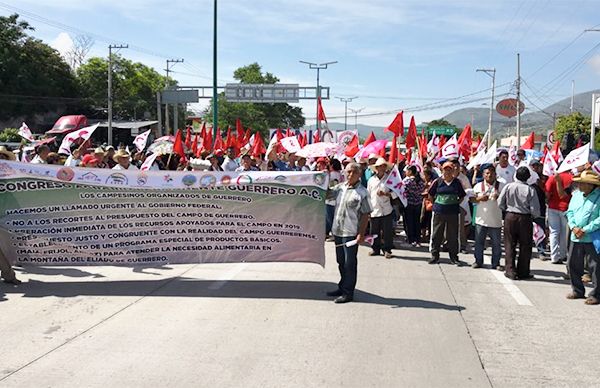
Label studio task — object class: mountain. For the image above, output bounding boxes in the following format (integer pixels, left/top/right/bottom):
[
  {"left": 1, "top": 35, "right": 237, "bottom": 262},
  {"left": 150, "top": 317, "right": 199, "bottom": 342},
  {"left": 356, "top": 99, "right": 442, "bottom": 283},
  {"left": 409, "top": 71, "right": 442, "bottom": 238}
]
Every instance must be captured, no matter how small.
[{"left": 442, "top": 89, "right": 600, "bottom": 137}]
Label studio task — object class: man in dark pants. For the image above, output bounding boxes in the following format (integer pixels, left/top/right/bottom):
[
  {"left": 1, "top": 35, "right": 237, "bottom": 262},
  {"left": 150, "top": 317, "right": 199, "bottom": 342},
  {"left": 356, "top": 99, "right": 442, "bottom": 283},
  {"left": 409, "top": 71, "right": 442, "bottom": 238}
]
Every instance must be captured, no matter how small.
[
  {"left": 565, "top": 170, "right": 600, "bottom": 305},
  {"left": 498, "top": 166, "right": 540, "bottom": 280},
  {"left": 428, "top": 161, "right": 466, "bottom": 265},
  {"left": 327, "top": 162, "right": 372, "bottom": 303},
  {"left": 367, "top": 158, "right": 395, "bottom": 258}
]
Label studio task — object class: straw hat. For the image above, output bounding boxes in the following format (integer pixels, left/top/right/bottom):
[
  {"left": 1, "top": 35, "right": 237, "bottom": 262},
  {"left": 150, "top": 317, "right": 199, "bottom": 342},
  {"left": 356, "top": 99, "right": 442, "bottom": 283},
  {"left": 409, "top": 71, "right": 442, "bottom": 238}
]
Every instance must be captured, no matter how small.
[
  {"left": 0, "top": 145, "right": 16, "bottom": 161},
  {"left": 369, "top": 157, "right": 392, "bottom": 171},
  {"left": 573, "top": 170, "right": 600, "bottom": 186},
  {"left": 94, "top": 147, "right": 106, "bottom": 155},
  {"left": 112, "top": 149, "right": 131, "bottom": 163}
]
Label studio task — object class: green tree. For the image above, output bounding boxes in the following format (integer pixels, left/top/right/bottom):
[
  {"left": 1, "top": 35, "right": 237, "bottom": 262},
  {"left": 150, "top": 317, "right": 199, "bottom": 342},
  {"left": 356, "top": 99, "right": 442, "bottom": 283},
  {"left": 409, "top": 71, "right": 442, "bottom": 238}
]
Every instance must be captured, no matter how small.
[
  {"left": 554, "top": 112, "right": 598, "bottom": 151},
  {"left": 427, "top": 119, "right": 457, "bottom": 129},
  {"left": 0, "top": 14, "right": 82, "bottom": 121},
  {"left": 204, "top": 63, "right": 305, "bottom": 136},
  {"left": 76, "top": 55, "right": 171, "bottom": 121},
  {"left": 0, "top": 128, "right": 21, "bottom": 142}
]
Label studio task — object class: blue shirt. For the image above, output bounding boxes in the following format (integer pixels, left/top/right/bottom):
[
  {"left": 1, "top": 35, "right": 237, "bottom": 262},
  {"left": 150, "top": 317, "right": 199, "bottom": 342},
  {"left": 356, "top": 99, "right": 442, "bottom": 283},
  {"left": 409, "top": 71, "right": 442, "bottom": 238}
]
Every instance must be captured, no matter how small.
[{"left": 566, "top": 188, "right": 600, "bottom": 243}]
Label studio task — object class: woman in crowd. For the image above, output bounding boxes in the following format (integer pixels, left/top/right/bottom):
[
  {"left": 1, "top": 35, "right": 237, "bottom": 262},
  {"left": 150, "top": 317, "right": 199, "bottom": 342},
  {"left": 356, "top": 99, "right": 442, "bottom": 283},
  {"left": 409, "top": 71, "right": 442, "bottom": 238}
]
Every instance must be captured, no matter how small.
[{"left": 403, "top": 165, "right": 426, "bottom": 247}]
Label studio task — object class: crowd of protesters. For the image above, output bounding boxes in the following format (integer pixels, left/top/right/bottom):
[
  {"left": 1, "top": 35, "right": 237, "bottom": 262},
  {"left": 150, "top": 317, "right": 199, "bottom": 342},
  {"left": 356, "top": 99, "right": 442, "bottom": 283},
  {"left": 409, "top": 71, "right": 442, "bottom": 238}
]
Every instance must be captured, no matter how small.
[{"left": 1, "top": 132, "right": 600, "bottom": 308}]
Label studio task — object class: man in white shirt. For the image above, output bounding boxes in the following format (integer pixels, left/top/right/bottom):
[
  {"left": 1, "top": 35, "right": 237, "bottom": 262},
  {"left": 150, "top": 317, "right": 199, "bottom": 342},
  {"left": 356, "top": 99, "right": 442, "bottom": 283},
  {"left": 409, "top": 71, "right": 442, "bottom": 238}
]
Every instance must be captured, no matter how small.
[
  {"left": 112, "top": 149, "right": 138, "bottom": 170},
  {"left": 64, "top": 148, "right": 82, "bottom": 167},
  {"left": 496, "top": 149, "right": 515, "bottom": 184},
  {"left": 30, "top": 145, "right": 50, "bottom": 164},
  {"left": 471, "top": 164, "right": 505, "bottom": 270},
  {"left": 221, "top": 147, "right": 239, "bottom": 171},
  {"left": 367, "top": 158, "right": 395, "bottom": 259}
]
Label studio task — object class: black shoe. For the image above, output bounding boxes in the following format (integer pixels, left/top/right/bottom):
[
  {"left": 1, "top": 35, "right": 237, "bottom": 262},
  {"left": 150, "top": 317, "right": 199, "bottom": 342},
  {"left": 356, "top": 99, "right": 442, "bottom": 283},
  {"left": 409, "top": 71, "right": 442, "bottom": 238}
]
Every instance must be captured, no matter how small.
[
  {"left": 334, "top": 295, "right": 353, "bottom": 304},
  {"left": 504, "top": 272, "right": 517, "bottom": 280},
  {"left": 326, "top": 289, "right": 343, "bottom": 297},
  {"left": 2, "top": 278, "right": 21, "bottom": 285},
  {"left": 428, "top": 257, "right": 439, "bottom": 264},
  {"left": 450, "top": 258, "right": 464, "bottom": 267},
  {"left": 519, "top": 274, "right": 535, "bottom": 280}
]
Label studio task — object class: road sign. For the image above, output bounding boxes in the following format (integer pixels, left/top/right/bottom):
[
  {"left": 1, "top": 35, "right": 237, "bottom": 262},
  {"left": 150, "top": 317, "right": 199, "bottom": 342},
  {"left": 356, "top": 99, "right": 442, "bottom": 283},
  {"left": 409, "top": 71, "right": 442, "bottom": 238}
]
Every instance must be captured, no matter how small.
[
  {"left": 161, "top": 89, "right": 199, "bottom": 104},
  {"left": 225, "top": 84, "right": 300, "bottom": 103}
]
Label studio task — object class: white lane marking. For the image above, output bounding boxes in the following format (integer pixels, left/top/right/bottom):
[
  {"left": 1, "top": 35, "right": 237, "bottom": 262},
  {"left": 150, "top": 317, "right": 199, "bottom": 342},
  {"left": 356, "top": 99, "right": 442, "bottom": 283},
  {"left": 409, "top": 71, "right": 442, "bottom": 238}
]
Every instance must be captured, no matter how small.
[
  {"left": 208, "top": 263, "right": 249, "bottom": 290},
  {"left": 489, "top": 269, "right": 534, "bottom": 306}
]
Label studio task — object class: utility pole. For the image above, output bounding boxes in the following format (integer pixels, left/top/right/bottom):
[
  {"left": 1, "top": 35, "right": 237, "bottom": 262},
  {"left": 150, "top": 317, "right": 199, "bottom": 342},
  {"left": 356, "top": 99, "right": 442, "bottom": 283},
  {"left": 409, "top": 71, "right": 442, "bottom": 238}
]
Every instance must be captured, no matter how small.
[
  {"left": 349, "top": 107, "right": 365, "bottom": 129},
  {"left": 516, "top": 53, "right": 521, "bottom": 148},
  {"left": 156, "top": 91, "right": 162, "bottom": 136},
  {"left": 336, "top": 96, "right": 358, "bottom": 131},
  {"left": 299, "top": 61, "right": 337, "bottom": 133},
  {"left": 107, "top": 44, "right": 128, "bottom": 146},
  {"left": 164, "top": 58, "right": 184, "bottom": 135},
  {"left": 476, "top": 68, "right": 496, "bottom": 148}
]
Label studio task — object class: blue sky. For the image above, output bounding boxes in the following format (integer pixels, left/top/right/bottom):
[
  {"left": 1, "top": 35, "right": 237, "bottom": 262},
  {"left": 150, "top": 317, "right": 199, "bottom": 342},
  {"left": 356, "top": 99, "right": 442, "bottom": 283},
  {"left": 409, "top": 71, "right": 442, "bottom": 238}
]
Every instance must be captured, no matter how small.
[{"left": 2, "top": 0, "right": 600, "bottom": 130}]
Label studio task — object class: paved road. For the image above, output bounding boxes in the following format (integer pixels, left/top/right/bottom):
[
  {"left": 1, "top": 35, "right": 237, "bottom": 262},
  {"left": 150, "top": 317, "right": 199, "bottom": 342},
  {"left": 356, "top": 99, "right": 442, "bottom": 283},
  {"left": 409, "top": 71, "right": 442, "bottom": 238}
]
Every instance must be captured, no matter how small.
[{"left": 1, "top": 242, "right": 599, "bottom": 387}]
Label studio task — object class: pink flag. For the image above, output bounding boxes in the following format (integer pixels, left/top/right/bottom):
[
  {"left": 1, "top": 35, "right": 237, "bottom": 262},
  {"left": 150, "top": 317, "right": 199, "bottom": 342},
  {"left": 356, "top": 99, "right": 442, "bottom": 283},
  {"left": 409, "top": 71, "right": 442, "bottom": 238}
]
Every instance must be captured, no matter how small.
[
  {"left": 384, "top": 165, "right": 407, "bottom": 207},
  {"left": 427, "top": 130, "right": 440, "bottom": 156},
  {"left": 58, "top": 123, "right": 99, "bottom": 154},
  {"left": 133, "top": 129, "right": 151, "bottom": 152},
  {"left": 280, "top": 136, "right": 302, "bottom": 153},
  {"left": 542, "top": 151, "right": 558, "bottom": 176},
  {"left": 508, "top": 144, "right": 518, "bottom": 166},
  {"left": 19, "top": 122, "right": 35, "bottom": 142},
  {"left": 556, "top": 143, "right": 590, "bottom": 173}
]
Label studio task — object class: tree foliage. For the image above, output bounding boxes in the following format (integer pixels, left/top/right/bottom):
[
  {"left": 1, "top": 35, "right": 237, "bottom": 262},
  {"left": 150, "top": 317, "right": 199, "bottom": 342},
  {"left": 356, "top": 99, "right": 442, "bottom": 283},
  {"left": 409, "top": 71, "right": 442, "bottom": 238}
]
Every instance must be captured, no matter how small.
[
  {"left": 77, "top": 55, "right": 171, "bottom": 121},
  {"left": 427, "top": 118, "right": 457, "bottom": 129},
  {"left": 0, "top": 14, "right": 81, "bottom": 120},
  {"left": 204, "top": 63, "right": 305, "bottom": 136},
  {"left": 0, "top": 128, "right": 21, "bottom": 142},
  {"left": 554, "top": 112, "right": 598, "bottom": 152}
]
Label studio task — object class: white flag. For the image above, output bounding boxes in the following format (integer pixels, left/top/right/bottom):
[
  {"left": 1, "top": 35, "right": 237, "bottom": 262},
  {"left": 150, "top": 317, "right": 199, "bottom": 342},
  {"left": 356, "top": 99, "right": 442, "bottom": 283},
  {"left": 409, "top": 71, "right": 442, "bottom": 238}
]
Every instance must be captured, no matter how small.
[
  {"left": 133, "top": 129, "right": 151, "bottom": 152},
  {"left": 427, "top": 130, "right": 440, "bottom": 156},
  {"left": 508, "top": 144, "right": 518, "bottom": 166},
  {"left": 533, "top": 222, "right": 545, "bottom": 246},
  {"left": 441, "top": 134, "right": 459, "bottom": 158},
  {"left": 476, "top": 129, "right": 489, "bottom": 155},
  {"left": 141, "top": 152, "right": 160, "bottom": 171},
  {"left": 58, "top": 123, "right": 99, "bottom": 154},
  {"left": 542, "top": 152, "right": 558, "bottom": 176},
  {"left": 19, "top": 122, "right": 35, "bottom": 142},
  {"left": 383, "top": 165, "right": 407, "bottom": 207},
  {"left": 280, "top": 136, "right": 302, "bottom": 154},
  {"left": 556, "top": 144, "right": 590, "bottom": 173}
]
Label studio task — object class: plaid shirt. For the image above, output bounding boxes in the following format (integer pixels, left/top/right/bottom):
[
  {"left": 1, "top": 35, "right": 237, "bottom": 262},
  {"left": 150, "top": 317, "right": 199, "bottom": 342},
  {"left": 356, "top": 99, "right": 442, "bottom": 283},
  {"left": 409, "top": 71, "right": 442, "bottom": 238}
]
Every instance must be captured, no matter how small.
[{"left": 331, "top": 181, "right": 372, "bottom": 237}]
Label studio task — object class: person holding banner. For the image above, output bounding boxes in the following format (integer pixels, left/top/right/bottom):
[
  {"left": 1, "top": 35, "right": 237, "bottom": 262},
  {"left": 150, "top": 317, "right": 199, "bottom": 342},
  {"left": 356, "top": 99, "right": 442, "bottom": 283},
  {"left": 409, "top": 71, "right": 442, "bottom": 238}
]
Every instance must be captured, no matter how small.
[
  {"left": 428, "top": 161, "right": 467, "bottom": 266},
  {"left": 30, "top": 144, "right": 50, "bottom": 164},
  {"left": 112, "top": 149, "right": 138, "bottom": 170},
  {"left": 221, "top": 147, "right": 239, "bottom": 171},
  {"left": 327, "top": 163, "right": 372, "bottom": 303},
  {"left": 498, "top": 167, "right": 540, "bottom": 280},
  {"left": 367, "top": 158, "right": 395, "bottom": 258},
  {"left": 565, "top": 170, "right": 600, "bottom": 305}
]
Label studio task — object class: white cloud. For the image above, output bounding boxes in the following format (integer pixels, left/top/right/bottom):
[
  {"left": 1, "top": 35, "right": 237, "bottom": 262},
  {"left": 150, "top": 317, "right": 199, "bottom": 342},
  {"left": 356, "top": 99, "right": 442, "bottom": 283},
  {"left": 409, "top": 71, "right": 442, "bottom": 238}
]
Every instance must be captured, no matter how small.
[{"left": 50, "top": 32, "right": 73, "bottom": 57}]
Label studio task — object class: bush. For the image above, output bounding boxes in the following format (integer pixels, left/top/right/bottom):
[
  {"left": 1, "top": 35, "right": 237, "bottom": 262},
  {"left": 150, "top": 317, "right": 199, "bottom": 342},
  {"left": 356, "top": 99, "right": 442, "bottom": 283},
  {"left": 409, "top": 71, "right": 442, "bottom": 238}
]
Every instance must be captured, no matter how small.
[{"left": 0, "top": 128, "right": 22, "bottom": 142}]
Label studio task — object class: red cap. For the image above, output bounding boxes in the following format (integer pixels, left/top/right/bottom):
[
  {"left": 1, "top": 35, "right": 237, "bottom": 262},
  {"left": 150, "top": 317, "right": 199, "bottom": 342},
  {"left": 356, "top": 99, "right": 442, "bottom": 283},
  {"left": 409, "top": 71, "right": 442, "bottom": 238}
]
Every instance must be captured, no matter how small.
[
  {"left": 316, "top": 157, "right": 329, "bottom": 164},
  {"left": 81, "top": 154, "right": 98, "bottom": 166}
]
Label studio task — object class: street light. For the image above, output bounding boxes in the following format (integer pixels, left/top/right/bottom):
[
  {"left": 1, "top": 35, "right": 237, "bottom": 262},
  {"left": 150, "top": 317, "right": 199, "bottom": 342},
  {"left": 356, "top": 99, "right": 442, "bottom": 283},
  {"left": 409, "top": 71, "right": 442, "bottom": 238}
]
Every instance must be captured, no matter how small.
[
  {"left": 476, "top": 67, "right": 496, "bottom": 148},
  {"left": 299, "top": 61, "right": 337, "bottom": 133},
  {"left": 349, "top": 107, "right": 365, "bottom": 129},
  {"left": 336, "top": 96, "right": 358, "bottom": 131}
]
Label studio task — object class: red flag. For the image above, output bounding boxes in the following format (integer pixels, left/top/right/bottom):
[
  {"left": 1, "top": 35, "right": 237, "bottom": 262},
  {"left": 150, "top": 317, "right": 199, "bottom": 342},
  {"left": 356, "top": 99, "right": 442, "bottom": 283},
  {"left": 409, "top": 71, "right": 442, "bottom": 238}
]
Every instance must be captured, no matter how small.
[
  {"left": 251, "top": 131, "right": 266, "bottom": 157},
  {"left": 406, "top": 148, "right": 412, "bottom": 165},
  {"left": 317, "top": 97, "right": 327, "bottom": 123},
  {"left": 456, "top": 123, "right": 473, "bottom": 159},
  {"left": 184, "top": 126, "right": 192, "bottom": 149},
  {"left": 364, "top": 131, "right": 376, "bottom": 147},
  {"left": 286, "top": 127, "right": 294, "bottom": 138},
  {"left": 236, "top": 118, "right": 244, "bottom": 140},
  {"left": 419, "top": 127, "right": 427, "bottom": 158},
  {"left": 521, "top": 131, "right": 535, "bottom": 150},
  {"left": 173, "top": 129, "right": 187, "bottom": 162},
  {"left": 388, "top": 136, "right": 398, "bottom": 164},
  {"left": 192, "top": 131, "right": 199, "bottom": 156},
  {"left": 473, "top": 134, "right": 481, "bottom": 151},
  {"left": 213, "top": 127, "right": 224, "bottom": 152},
  {"left": 384, "top": 111, "right": 404, "bottom": 137},
  {"left": 313, "top": 130, "right": 321, "bottom": 143},
  {"left": 551, "top": 140, "right": 561, "bottom": 162},
  {"left": 225, "top": 127, "right": 238, "bottom": 152},
  {"left": 344, "top": 134, "right": 359, "bottom": 157},
  {"left": 243, "top": 128, "right": 252, "bottom": 146},
  {"left": 405, "top": 116, "right": 417, "bottom": 149},
  {"left": 437, "top": 135, "right": 446, "bottom": 158},
  {"left": 203, "top": 125, "right": 213, "bottom": 152},
  {"left": 299, "top": 130, "right": 307, "bottom": 148}
]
